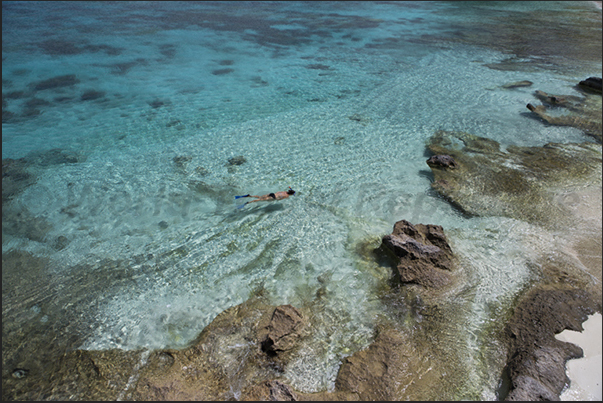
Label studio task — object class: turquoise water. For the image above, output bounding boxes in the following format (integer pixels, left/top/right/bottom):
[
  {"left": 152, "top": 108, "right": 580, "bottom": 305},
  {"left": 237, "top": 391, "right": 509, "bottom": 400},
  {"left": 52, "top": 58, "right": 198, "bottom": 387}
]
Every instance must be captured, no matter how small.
[{"left": 3, "top": 1, "right": 601, "bottom": 398}]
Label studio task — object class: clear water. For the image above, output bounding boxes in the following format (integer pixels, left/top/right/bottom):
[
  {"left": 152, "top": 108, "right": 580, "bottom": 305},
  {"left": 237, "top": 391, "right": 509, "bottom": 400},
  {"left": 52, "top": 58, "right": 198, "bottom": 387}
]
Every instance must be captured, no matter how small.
[{"left": 2, "top": 1, "right": 601, "bottom": 398}]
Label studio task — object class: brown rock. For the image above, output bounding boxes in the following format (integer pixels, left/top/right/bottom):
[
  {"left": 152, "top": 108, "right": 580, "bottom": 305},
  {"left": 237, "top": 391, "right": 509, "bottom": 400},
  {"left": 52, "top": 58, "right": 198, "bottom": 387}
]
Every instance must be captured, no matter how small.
[
  {"left": 380, "top": 220, "right": 455, "bottom": 289},
  {"left": 501, "top": 286, "right": 596, "bottom": 401},
  {"left": 259, "top": 305, "right": 305, "bottom": 357},
  {"left": 426, "top": 154, "right": 458, "bottom": 169}
]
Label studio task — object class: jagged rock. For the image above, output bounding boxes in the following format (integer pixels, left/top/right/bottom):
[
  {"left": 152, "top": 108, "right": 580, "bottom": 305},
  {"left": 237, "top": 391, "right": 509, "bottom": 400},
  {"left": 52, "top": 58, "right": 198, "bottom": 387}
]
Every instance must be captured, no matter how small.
[
  {"left": 426, "top": 154, "right": 457, "bottom": 169},
  {"left": 578, "top": 77, "right": 602, "bottom": 94},
  {"left": 267, "top": 380, "right": 298, "bottom": 401},
  {"left": 259, "top": 305, "right": 305, "bottom": 357},
  {"left": 381, "top": 220, "right": 454, "bottom": 289},
  {"left": 501, "top": 286, "right": 596, "bottom": 401}
]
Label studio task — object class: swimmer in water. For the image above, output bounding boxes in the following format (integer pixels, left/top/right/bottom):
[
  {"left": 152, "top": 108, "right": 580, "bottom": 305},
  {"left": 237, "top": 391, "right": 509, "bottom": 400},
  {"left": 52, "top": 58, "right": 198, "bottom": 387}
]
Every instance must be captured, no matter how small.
[{"left": 235, "top": 187, "right": 295, "bottom": 208}]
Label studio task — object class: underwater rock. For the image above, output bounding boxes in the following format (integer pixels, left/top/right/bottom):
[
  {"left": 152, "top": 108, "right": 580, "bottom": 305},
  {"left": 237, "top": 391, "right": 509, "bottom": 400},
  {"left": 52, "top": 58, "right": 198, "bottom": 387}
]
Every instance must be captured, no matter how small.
[
  {"left": 227, "top": 155, "right": 247, "bottom": 166},
  {"left": 2, "top": 205, "right": 53, "bottom": 242},
  {"left": 2, "top": 109, "right": 17, "bottom": 123},
  {"left": 80, "top": 89, "right": 106, "bottom": 101},
  {"left": 172, "top": 155, "right": 192, "bottom": 170},
  {"left": 32, "top": 74, "right": 80, "bottom": 91},
  {"left": 501, "top": 286, "right": 596, "bottom": 401},
  {"left": 578, "top": 77, "right": 602, "bottom": 94},
  {"left": 2, "top": 158, "right": 35, "bottom": 203},
  {"left": 212, "top": 68, "right": 234, "bottom": 75},
  {"left": 52, "top": 235, "right": 70, "bottom": 250},
  {"left": 501, "top": 80, "right": 533, "bottom": 89},
  {"left": 426, "top": 130, "right": 602, "bottom": 226},
  {"left": 526, "top": 88, "right": 602, "bottom": 143},
  {"left": 380, "top": 220, "right": 455, "bottom": 289},
  {"left": 24, "top": 148, "right": 86, "bottom": 166},
  {"left": 148, "top": 99, "right": 166, "bottom": 109}
]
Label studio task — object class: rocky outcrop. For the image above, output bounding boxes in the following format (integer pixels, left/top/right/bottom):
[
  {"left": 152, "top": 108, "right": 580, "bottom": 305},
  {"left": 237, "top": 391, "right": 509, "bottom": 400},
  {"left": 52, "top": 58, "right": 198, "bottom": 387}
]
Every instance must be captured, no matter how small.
[
  {"left": 578, "top": 77, "right": 602, "bottom": 94},
  {"left": 426, "top": 130, "right": 602, "bottom": 227},
  {"left": 501, "top": 286, "right": 597, "bottom": 401},
  {"left": 526, "top": 85, "right": 602, "bottom": 143},
  {"left": 380, "top": 220, "right": 455, "bottom": 289},
  {"left": 426, "top": 154, "right": 458, "bottom": 169},
  {"left": 2, "top": 296, "right": 307, "bottom": 401}
]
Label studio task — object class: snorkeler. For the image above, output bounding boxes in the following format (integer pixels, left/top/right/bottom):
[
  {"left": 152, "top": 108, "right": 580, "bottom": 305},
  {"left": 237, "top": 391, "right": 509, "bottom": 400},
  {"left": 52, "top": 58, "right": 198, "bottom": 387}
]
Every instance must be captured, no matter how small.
[{"left": 235, "top": 187, "right": 296, "bottom": 208}]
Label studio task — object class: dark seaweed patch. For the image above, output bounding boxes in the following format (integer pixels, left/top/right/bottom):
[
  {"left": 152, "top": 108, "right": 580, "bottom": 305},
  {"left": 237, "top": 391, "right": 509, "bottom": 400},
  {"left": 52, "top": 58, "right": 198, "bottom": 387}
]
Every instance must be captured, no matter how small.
[
  {"left": 39, "top": 39, "right": 123, "bottom": 56},
  {"left": 2, "top": 110, "right": 17, "bottom": 123},
  {"left": 4, "top": 91, "right": 26, "bottom": 99},
  {"left": 54, "top": 96, "right": 75, "bottom": 103},
  {"left": 159, "top": 44, "right": 177, "bottom": 59},
  {"left": 11, "top": 69, "right": 29, "bottom": 76},
  {"left": 25, "top": 98, "right": 51, "bottom": 108},
  {"left": 39, "top": 39, "right": 82, "bottom": 55},
  {"left": 212, "top": 68, "right": 234, "bottom": 76},
  {"left": 32, "top": 75, "right": 80, "bottom": 91},
  {"left": 305, "top": 63, "right": 331, "bottom": 70},
  {"left": 80, "top": 90, "right": 106, "bottom": 101},
  {"left": 111, "top": 58, "right": 148, "bottom": 75},
  {"left": 218, "top": 59, "right": 235, "bottom": 66},
  {"left": 22, "top": 108, "right": 42, "bottom": 117},
  {"left": 83, "top": 44, "right": 122, "bottom": 56},
  {"left": 250, "top": 76, "right": 269, "bottom": 87},
  {"left": 148, "top": 99, "right": 166, "bottom": 109}
]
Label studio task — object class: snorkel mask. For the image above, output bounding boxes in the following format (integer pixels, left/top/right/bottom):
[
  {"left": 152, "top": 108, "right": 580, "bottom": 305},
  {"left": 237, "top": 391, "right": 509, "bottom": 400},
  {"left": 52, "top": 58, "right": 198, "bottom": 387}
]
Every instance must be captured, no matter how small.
[{"left": 287, "top": 186, "right": 296, "bottom": 195}]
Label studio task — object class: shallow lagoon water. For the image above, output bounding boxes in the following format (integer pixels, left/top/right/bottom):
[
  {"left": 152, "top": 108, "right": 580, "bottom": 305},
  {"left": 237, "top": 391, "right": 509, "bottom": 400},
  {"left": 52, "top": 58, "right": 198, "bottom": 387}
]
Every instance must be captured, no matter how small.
[{"left": 2, "top": 1, "right": 601, "bottom": 398}]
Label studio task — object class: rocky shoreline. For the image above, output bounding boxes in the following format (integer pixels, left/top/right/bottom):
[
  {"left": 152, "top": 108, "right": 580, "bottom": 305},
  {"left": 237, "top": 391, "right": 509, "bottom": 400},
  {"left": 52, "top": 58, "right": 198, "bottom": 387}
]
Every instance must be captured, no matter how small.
[{"left": 3, "top": 78, "right": 602, "bottom": 400}]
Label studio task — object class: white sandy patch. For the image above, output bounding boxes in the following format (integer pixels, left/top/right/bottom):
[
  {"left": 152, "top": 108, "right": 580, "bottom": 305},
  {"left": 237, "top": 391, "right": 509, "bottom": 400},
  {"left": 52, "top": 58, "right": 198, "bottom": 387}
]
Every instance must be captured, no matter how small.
[{"left": 556, "top": 313, "right": 602, "bottom": 401}]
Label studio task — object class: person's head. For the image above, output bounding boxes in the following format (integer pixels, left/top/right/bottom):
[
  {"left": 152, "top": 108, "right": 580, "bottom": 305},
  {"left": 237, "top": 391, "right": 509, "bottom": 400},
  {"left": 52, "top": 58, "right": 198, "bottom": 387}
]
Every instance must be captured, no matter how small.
[{"left": 287, "top": 187, "right": 295, "bottom": 195}]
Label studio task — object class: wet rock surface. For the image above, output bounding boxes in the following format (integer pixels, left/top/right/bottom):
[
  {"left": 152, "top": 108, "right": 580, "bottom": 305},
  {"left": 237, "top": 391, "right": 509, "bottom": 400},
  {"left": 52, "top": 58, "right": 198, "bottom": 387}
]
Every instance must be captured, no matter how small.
[
  {"left": 426, "top": 130, "right": 602, "bottom": 227},
  {"left": 501, "top": 286, "right": 597, "bottom": 401},
  {"left": 526, "top": 81, "right": 602, "bottom": 143},
  {"left": 380, "top": 220, "right": 455, "bottom": 289},
  {"left": 1, "top": 294, "right": 307, "bottom": 401},
  {"left": 579, "top": 77, "right": 602, "bottom": 94}
]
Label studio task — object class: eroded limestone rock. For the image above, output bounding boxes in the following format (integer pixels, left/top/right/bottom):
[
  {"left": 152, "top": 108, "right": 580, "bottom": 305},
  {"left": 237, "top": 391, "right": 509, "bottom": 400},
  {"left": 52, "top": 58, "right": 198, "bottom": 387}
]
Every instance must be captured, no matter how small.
[
  {"left": 526, "top": 86, "right": 602, "bottom": 143},
  {"left": 3, "top": 296, "right": 308, "bottom": 401},
  {"left": 501, "top": 286, "right": 597, "bottom": 401},
  {"left": 426, "top": 130, "right": 602, "bottom": 227},
  {"left": 380, "top": 219, "right": 455, "bottom": 289}
]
